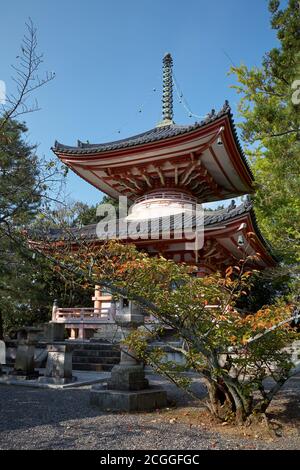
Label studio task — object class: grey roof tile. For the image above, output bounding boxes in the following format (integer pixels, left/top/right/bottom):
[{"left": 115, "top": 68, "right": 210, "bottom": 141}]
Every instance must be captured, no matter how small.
[
  {"left": 34, "top": 200, "right": 276, "bottom": 260},
  {"left": 44, "top": 200, "right": 251, "bottom": 241},
  {"left": 52, "top": 101, "right": 254, "bottom": 181},
  {"left": 53, "top": 104, "right": 229, "bottom": 154}
]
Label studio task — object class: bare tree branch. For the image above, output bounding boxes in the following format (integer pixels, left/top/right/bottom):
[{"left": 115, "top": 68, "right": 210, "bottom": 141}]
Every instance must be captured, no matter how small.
[{"left": 0, "top": 18, "right": 55, "bottom": 132}]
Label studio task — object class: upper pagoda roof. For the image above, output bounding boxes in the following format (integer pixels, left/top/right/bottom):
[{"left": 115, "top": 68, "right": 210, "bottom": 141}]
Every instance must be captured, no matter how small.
[
  {"left": 53, "top": 102, "right": 255, "bottom": 203},
  {"left": 54, "top": 102, "right": 248, "bottom": 164},
  {"left": 52, "top": 54, "right": 255, "bottom": 203}
]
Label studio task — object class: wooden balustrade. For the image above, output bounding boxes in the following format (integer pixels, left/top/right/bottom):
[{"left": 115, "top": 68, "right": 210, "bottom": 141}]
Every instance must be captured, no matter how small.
[
  {"left": 54, "top": 307, "right": 115, "bottom": 323},
  {"left": 50, "top": 287, "right": 221, "bottom": 341}
]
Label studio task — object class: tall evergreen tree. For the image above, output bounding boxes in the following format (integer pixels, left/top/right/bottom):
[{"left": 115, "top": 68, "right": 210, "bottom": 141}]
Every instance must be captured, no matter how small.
[
  {"left": 0, "top": 121, "right": 95, "bottom": 337},
  {"left": 231, "top": 0, "right": 300, "bottom": 263},
  {"left": 0, "top": 120, "right": 41, "bottom": 226},
  {"left": 0, "top": 120, "right": 41, "bottom": 337},
  {"left": 0, "top": 19, "right": 57, "bottom": 337}
]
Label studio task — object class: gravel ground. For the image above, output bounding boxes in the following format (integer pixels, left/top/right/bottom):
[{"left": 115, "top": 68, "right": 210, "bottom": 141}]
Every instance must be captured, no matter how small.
[{"left": 0, "top": 375, "right": 299, "bottom": 450}]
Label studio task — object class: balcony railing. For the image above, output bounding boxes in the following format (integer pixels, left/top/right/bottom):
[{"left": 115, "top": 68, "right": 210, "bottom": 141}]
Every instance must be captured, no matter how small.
[
  {"left": 54, "top": 307, "right": 115, "bottom": 324},
  {"left": 134, "top": 191, "right": 197, "bottom": 204}
]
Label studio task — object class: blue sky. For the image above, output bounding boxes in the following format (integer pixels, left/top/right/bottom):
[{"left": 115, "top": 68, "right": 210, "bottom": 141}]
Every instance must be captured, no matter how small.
[{"left": 1, "top": 0, "right": 280, "bottom": 206}]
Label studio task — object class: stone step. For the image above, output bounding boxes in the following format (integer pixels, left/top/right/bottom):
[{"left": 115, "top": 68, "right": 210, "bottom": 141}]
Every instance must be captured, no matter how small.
[
  {"left": 73, "top": 349, "right": 120, "bottom": 358},
  {"left": 89, "top": 339, "right": 112, "bottom": 343},
  {"left": 5, "top": 359, "right": 14, "bottom": 366},
  {"left": 72, "top": 342, "right": 120, "bottom": 372},
  {"left": 72, "top": 355, "right": 119, "bottom": 364},
  {"left": 72, "top": 362, "right": 114, "bottom": 372},
  {"left": 6, "top": 342, "right": 121, "bottom": 373},
  {"left": 74, "top": 343, "right": 117, "bottom": 351}
]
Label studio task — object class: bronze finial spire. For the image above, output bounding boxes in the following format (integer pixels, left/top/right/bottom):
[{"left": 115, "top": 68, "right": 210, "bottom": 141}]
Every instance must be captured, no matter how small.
[{"left": 157, "top": 53, "right": 175, "bottom": 127}]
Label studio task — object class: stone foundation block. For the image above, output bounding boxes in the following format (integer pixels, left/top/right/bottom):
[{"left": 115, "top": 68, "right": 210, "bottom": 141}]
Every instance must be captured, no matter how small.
[
  {"left": 108, "top": 364, "right": 149, "bottom": 391},
  {"left": 90, "top": 385, "right": 167, "bottom": 412}
]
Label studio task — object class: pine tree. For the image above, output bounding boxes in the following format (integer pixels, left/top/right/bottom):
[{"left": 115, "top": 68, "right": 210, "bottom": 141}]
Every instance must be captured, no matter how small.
[{"left": 231, "top": 0, "right": 300, "bottom": 263}]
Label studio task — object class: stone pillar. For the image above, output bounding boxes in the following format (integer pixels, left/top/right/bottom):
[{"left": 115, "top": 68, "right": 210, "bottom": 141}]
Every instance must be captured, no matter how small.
[
  {"left": 39, "top": 343, "right": 76, "bottom": 385},
  {"left": 10, "top": 327, "right": 41, "bottom": 379},
  {"left": 90, "top": 298, "right": 167, "bottom": 411},
  {"left": 78, "top": 323, "right": 85, "bottom": 340},
  {"left": 108, "top": 299, "right": 148, "bottom": 391},
  {"left": 92, "top": 285, "right": 101, "bottom": 313},
  {"left": 44, "top": 323, "right": 65, "bottom": 343},
  {"left": 0, "top": 339, "right": 5, "bottom": 375},
  {"left": 109, "top": 300, "right": 117, "bottom": 320},
  {"left": 52, "top": 299, "right": 58, "bottom": 322},
  {"left": 70, "top": 328, "right": 77, "bottom": 340}
]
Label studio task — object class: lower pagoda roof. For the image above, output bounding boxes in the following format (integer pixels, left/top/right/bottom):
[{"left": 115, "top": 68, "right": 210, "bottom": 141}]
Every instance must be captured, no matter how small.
[
  {"left": 52, "top": 102, "right": 255, "bottom": 203},
  {"left": 42, "top": 200, "right": 276, "bottom": 270}
]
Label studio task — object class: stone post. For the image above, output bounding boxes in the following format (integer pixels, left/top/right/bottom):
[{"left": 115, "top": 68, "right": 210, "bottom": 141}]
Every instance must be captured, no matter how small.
[
  {"left": 78, "top": 323, "right": 85, "bottom": 340},
  {"left": 92, "top": 285, "right": 101, "bottom": 313},
  {"left": 108, "top": 299, "right": 148, "bottom": 391},
  {"left": 39, "top": 343, "right": 76, "bottom": 385},
  {"left": 70, "top": 328, "right": 77, "bottom": 340},
  {"left": 0, "top": 339, "right": 5, "bottom": 375},
  {"left": 10, "top": 327, "right": 41, "bottom": 379},
  {"left": 51, "top": 299, "right": 58, "bottom": 322},
  {"left": 44, "top": 322, "right": 65, "bottom": 343},
  {"left": 90, "top": 298, "right": 167, "bottom": 411},
  {"left": 109, "top": 300, "right": 117, "bottom": 321}
]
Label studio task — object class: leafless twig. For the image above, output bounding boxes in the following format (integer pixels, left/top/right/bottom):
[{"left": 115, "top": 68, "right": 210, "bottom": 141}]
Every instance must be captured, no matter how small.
[{"left": 0, "top": 18, "right": 55, "bottom": 132}]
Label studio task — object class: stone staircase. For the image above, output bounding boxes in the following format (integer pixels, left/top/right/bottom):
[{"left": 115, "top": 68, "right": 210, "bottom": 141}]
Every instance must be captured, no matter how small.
[{"left": 72, "top": 342, "right": 120, "bottom": 372}]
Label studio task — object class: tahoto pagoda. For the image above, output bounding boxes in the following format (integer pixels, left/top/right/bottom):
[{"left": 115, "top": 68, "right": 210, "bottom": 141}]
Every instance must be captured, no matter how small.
[{"left": 52, "top": 53, "right": 276, "bottom": 275}]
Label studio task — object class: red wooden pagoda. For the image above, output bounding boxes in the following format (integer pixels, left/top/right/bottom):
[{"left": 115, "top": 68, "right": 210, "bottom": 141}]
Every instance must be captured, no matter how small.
[{"left": 52, "top": 53, "right": 276, "bottom": 275}]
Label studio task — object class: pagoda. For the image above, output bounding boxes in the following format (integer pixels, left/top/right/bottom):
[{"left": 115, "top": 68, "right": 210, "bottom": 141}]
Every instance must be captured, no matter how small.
[{"left": 52, "top": 53, "right": 276, "bottom": 275}]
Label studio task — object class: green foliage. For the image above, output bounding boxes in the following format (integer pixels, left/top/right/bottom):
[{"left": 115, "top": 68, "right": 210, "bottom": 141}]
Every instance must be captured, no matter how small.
[
  {"left": 31, "top": 195, "right": 122, "bottom": 231},
  {"left": 0, "top": 236, "right": 94, "bottom": 337},
  {"left": 72, "top": 202, "right": 99, "bottom": 226},
  {"left": 236, "top": 264, "right": 299, "bottom": 312},
  {"left": 0, "top": 120, "right": 41, "bottom": 336},
  {"left": 0, "top": 20, "right": 62, "bottom": 337},
  {"left": 72, "top": 195, "right": 124, "bottom": 225},
  {"left": 0, "top": 120, "right": 41, "bottom": 226},
  {"left": 0, "top": 119, "right": 74, "bottom": 336},
  {"left": 31, "top": 201, "right": 98, "bottom": 231},
  {"left": 230, "top": 0, "right": 300, "bottom": 262},
  {"left": 0, "top": 193, "right": 121, "bottom": 336}
]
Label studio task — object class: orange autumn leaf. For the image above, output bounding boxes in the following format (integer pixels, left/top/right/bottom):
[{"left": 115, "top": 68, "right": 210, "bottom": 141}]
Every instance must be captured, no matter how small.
[{"left": 225, "top": 266, "right": 233, "bottom": 276}]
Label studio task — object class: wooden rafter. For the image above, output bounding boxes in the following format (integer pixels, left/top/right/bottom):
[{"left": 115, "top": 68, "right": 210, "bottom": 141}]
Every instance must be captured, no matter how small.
[
  {"left": 141, "top": 171, "right": 153, "bottom": 188},
  {"left": 174, "top": 165, "right": 178, "bottom": 185},
  {"left": 124, "top": 173, "right": 144, "bottom": 191},
  {"left": 178, "top": 153, "right": 199, "bottom": 186},
  {"left": 112, "top": 179, "right": 139, "bottom": 194},
  {"left": 155, "top": 166, "right": 165, "bottom": 185}
]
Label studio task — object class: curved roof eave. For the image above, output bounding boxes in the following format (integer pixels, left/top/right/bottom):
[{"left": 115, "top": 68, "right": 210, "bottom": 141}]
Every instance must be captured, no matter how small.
[{"left": 52, "top": 102, "right": 254, "bottom": 181}]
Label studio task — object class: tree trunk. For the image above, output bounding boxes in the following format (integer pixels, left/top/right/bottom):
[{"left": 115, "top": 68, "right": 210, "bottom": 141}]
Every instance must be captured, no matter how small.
[
  {"left": 253, "top": 378, "right": 286, "bottom": 415},
  {"left": 205, "top": 378, "right": 252, "bottom": 424}
]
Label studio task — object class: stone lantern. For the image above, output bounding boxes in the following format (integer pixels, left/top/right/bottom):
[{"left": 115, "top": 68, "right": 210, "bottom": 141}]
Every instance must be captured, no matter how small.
[{"left": 90, "top": 298, "right": 167, "bottom": 411}]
